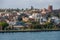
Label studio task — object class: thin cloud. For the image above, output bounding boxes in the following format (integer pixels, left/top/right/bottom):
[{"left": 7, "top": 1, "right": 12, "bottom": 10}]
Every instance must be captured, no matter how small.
[{"left": 0, "top": 0, "right": 60, "bottom": 9}]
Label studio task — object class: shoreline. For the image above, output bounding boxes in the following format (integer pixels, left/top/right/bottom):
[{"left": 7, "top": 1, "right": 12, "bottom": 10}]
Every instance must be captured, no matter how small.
[{"left": 0, "top": 29, "right": 60, "bottom": 33}]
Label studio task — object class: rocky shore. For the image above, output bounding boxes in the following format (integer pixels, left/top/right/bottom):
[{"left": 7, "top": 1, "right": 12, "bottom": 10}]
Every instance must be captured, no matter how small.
[{"left": 0, "top": 29, "right": 60, "bottom": 33}]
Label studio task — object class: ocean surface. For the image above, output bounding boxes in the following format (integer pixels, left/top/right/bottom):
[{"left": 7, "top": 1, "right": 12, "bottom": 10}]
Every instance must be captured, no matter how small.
[{"left": 0, "top": 31, "right": 60, "bottom": 40}]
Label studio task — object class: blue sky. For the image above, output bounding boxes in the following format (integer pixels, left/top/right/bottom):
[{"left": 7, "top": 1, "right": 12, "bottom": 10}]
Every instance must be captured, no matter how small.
[{"left": 0, "top": 0, "right": 60, "bottom": 9}]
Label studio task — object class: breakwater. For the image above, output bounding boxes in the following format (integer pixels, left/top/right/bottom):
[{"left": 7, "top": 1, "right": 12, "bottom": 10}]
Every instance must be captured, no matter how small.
[{"left": 0, "top": 29, "right": 60, "bottom": 33}]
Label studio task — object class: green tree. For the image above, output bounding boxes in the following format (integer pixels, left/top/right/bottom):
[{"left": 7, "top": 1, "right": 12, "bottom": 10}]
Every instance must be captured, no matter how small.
[
  {"left": 31, "top": 21, "right": 41, "bottom": 29},
  {"left": 16, "top": 8, "right": 20, "bottom": 12},
  {"left": 0, "top": 22, "right": 9, "bottom": 30},
  {"left": 44, "top": 22, "right": 54, "bottom": 29}
]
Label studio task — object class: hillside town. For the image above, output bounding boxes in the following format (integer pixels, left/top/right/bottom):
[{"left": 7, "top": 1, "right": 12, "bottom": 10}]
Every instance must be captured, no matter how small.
[{"left": 0, "top": 5, "right": 60, "bottom": 30}]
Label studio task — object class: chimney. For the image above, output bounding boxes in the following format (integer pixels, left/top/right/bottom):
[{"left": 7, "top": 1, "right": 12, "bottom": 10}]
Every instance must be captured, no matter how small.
[{"left": 48, "top": 5, "right": 53, "bottom": 12}]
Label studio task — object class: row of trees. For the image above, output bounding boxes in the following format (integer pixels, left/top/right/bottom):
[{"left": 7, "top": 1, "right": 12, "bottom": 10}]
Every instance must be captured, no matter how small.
[
  {"left": 0, "top": 21, "right": 60, "bottom": 30},
  {"left": 0, "top": 6, "right": 34, "bottom": 12},
  {"left": 26, "top": 21, "right": 59, "bottom": 30}
]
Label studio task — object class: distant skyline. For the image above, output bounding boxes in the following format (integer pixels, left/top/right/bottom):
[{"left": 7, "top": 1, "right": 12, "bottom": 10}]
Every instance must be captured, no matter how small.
[{"left": 0, "top": 0, "right": 60, "bottom": 9}]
